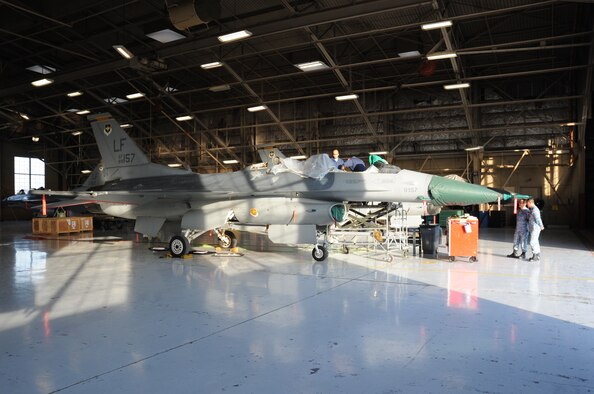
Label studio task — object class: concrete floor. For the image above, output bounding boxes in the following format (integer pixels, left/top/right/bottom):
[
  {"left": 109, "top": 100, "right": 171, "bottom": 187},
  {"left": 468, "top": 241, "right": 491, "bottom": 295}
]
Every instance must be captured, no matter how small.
[{"left": 1, "top": 221, "right": 593, "bottom": 394}]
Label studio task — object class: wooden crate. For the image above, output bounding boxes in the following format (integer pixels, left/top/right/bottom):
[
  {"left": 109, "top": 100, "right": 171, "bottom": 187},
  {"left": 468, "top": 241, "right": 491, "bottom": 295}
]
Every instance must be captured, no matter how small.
[{"left": 32, "top": 217, "right": 93, "bottom": 235}]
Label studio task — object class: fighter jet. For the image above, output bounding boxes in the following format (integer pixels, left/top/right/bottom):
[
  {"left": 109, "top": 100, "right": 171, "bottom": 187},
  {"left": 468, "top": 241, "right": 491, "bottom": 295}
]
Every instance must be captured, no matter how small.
[{"left": 35, "top": 113, "right": 503, "bottom": 260}]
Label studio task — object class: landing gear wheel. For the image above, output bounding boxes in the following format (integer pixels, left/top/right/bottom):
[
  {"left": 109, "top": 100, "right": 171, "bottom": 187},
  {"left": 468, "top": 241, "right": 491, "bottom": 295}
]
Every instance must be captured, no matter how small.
[
  {"left": 449, "top": 256, "right": 455, "bottom": 262},
  {"left": 469, "top": 256, "right": 477, "bottom": 263},
  {"left": 218, "top": 231, "right": 237, "bottom": 249},
  {"left": 169, "top": 235, "right": 189, "bottom": 258},
  {"left": 312, "top": 245, "right": 328, "bottom": 261}
]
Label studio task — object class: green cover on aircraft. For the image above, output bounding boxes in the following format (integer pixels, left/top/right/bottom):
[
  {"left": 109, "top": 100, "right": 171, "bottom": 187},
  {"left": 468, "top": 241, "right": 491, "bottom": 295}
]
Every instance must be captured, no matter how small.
[{"left": 428, "top": 176, "right": 502, "bottom": 206}]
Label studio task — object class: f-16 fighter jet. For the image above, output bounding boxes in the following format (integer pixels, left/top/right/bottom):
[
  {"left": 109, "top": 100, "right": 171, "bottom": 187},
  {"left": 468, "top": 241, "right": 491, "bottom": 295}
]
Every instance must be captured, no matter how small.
[{"left": 35, "top": 113, "right": 503, "bottom": 260}]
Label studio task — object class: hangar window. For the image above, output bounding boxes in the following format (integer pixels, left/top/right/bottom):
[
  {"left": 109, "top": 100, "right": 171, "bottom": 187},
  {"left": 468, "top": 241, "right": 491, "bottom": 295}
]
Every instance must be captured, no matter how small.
[{"left": 14, "top": 156, "right": 45, "bottom": 193}]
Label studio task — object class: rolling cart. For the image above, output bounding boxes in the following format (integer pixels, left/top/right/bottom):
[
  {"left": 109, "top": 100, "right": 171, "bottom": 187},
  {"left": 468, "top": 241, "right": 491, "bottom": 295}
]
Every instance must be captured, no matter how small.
[{"left": 447, "top": 216, "right": 479, "bottom": 262}]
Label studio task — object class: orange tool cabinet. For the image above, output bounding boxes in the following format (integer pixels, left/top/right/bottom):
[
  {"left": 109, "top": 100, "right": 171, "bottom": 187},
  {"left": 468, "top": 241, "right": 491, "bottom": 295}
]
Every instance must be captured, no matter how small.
[{"left": 447, "top": 216, "right": 479, "bottom": 262}]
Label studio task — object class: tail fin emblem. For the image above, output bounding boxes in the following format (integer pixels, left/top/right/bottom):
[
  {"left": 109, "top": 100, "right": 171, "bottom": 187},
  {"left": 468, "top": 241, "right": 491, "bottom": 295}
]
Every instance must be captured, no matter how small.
[{"left": 104, "top": 124, "right": 112, "bottom": 135}]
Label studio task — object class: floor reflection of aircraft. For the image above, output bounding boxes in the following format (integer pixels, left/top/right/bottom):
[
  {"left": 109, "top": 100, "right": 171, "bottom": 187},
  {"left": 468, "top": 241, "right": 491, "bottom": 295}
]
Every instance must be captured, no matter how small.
[{"left": 35, "top": 113, "right": 508, "bottom": 261}]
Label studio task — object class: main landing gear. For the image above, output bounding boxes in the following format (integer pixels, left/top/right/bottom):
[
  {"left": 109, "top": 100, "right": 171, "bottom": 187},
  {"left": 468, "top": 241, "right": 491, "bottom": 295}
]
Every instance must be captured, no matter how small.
[{"left": 168, "top": 229, "right": 238, "bottom": 258}]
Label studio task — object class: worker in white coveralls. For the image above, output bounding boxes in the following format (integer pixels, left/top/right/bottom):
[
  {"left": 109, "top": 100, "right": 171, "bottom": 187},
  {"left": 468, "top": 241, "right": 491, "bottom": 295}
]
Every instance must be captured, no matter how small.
[{"left": 526, "top": 198, "right": 544, "bottom": 261}]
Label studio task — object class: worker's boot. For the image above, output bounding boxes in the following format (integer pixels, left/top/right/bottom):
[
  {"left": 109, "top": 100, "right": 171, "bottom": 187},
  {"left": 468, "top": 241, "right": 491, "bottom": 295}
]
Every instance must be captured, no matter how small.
[
  {"left": 529, "top": 253, "right": 540, "bottom": 262},
  {"left": 507, "top": 251, "right": 519, "bottom": 258},
  {"left": 520, "top": 252, "right": 526, "bottom": 259}
]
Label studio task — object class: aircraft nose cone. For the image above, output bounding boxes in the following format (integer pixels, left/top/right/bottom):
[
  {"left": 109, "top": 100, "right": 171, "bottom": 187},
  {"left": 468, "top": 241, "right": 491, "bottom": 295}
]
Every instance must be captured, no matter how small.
[{"left": 428, "top": 176, "right": 501, "bottom": 205}]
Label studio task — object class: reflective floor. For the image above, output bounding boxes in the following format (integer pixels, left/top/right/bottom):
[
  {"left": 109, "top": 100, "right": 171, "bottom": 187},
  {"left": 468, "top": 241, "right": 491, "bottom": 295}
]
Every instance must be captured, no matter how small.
[{"left": 1, "top": 221, "right": 594, "bottom": 393}]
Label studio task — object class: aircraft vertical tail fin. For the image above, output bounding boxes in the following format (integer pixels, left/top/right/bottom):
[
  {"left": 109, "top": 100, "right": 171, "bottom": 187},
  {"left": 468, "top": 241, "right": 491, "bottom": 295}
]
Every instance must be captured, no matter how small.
[{"left": 88, "top": 113, "right": 150, "bottom": 169}]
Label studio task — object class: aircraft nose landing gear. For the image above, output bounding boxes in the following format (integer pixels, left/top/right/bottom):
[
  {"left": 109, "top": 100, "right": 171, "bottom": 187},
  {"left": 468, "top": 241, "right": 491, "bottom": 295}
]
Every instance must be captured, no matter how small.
[{"left": 312, "top": 244, "right": 328, "bottom": 261}]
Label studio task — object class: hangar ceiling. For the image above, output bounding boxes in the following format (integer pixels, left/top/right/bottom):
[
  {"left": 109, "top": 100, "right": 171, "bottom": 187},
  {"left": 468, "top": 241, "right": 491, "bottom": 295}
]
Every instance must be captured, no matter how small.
[{"left": 0, "top": 0, "right": 593, "bottom": 184}]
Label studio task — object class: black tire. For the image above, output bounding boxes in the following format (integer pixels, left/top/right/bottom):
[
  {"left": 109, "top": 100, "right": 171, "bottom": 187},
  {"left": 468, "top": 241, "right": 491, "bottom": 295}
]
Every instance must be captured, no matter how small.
[
  {"left": 342, "top": 245, "right": 349, "bottom": 254},
  {"left": 169, "top": 235, "right": 189, "bottom": 258},
  {"left": 449, "top": 256, "right": 455, "bottom": 262},
  {"left": 469, "top": 256, "right": 477, "bottom": 263},
  {"left": 218, "top": 230, "right": 238, "bottom": 249},
  {"left": 312, "top": 245, "right": 328, "bottom": 261}
]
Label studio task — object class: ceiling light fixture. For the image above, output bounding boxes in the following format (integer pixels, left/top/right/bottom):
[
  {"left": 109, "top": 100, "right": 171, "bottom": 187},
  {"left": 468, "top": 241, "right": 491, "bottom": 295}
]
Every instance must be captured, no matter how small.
[
  {"left": 76, "top": 110, "right": 90, "bottom": 115},
  {"left": 295, "top": 61, "right": 329, "bottom": 72},
  {"left": 562, "top": 122, "right": 576, "bottom": 126},
  {"left": 167, "top": 163, "right": 183, "bottom": 168},
  {"left": 464, "top": 146, "right": 483, "bottom": 151},
  {"left": 26, "top": 65, "right": 57, "bottom": 74},
  {"left": 71, "top": 131, "right": 83, "bottom": 136},
  {"left": 335, "top": 94, "right": 359, "bottom": 101},
  {"left": 209, "top": 84, "right": 231, "bottom": 92},
  {"left": 146, "top": 29, "right": 185, "bottom": 43},
  {"left": 31, "top": 78, "right": 54, "bottom": 87},
  {"left": 444, "top": 82, "right": 470, "bottom": 90},
  {"left": 120, "top": 123, "right": 133, "bottom": 128},
  {"left": 247, "top": 105, "right": 267, "bottom": 112},
  {"left": 81, "top": 169, "right": 92, "bottom": 174},
  {"left": 290, "top": 155, "right": 307, "bottom": 160},
  {"left": 113, "top": 45, "right": 134, "bottom": 59},
  {"left": 200, "top": 61, "right": 223, "bottom": 70},
  {"left": 218, "top": 30, "right": 252, "bottom": 43},
  {"left": 67, "top": 91, "right": 83, "bottom": 97},
  {"left": 426, "top": 52, "right": 457, "bottom": 60},
  {"left": 31, "top": 136, "right": 40, "bottom": 142},
  {"left": 126, "top": 92, "right": 145, "bottom": 99},
  {"left": 398, "top": 50, "right": 421, "bottom": 58},
  {"left": 19, "top": 113, "right": 30, "bottom": 120},
  {"left": 369, "top": 151, "right": 388, "bottom": 155},
  {"left": 176, "top": 115, "right": 194, "bottom": 121},
  {"left": 421, "top": 20, "right": 453, "bottom": 30},
  {"left": 223, "top": 159, "right": 239, "bottom": 164}
]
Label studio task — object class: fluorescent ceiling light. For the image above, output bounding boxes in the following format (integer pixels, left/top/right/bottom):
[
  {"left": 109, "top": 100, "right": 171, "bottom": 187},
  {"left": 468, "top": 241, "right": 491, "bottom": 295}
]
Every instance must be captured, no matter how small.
[
  {"left": 165, "top": 86, "right": 178, "bottom": 93},
  {"left": 104, "top": 97, "right": 128, "bottom": 104},
  {"left": 209, "top": 84, "right": 231, "bottom": 92},
  {"left": 369, "top": 151, "right": 387, "bottom": 155},
  {"left": 31, "top": 78, "right": 54, "bottom": 87},
  {"left": 464, "top": 146, "right": 483, "bottom": 151},
  {"left": 398, "top": 50, "right": 421, "bottom": 58},
  {"left": 290, "top": 155, "right": 307, "bottom": 160},
  {"left": 223, "top": 159, "right": 239, "bottom": 164},
  {"left": 120, "top": 123, "right": 133, "bottom": 128},
  {"left": 218, "top": 30, "right": 252, "bottom": 43},
  {"left": 26, "top": 65, "right": 56, "bottom": 74},
  {"left": 76, "top": 110, "right": 90, "bottom": 115},
  {"left": 335, "top": 94, "right": 359, "bottom": 101},
  {"left": 146, "top": 29, "right": 185, "bottom": 43},
  {"left": 81, "top": 169, "right": 92, "bottom": 174},
  {"left": 67, "top": 108, "right": 80, "bottom": 113},
  {"left": 200, "top": 61, "right": 223, "bottom": 70},
  {"left": 176, "top": 115, "right": 194, "bottom": 121},
  {"left": 31, "top": 136, "right": 40, "bottom": 142},
  {"left": 562, "top": 122, "right": 576, "bottom": 126},
  {"left": 444, "top": 82, "right": 470, "bottom": 90},
  {"left": 167, "top": 163, "right": 183, "bottom": 168},
  {"left": 422, "top": 20, "right": 453, "bottom": 30},
  {"left": 113, "top": 45, "right": 134, "bottom": 59},
  {"left": 426, "top": 52, "right": 457, "bottom": 60},
  {"left": 295, "top": 61, "right": 329, "bottom": 72},
  {"left": 126, "top": 92, "right": 145, "bottom": 100},
  {"left": 247, "top": 105, "right": 267, "bottom": 112},
  {"left": 71, "top": 131, "right": 83, "bottom": 136},
  {"left": 19, "top": 113, "right": 30, "bottom": 120},
  {"left": 67, "top": 91, "right": 83, "bottom": 97}
]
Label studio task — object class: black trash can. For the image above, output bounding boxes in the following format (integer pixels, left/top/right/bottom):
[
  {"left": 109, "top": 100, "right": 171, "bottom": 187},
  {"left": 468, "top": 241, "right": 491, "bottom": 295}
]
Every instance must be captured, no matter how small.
[{"left": 420, "top": 224, "right": 441, "bottom": 256}]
